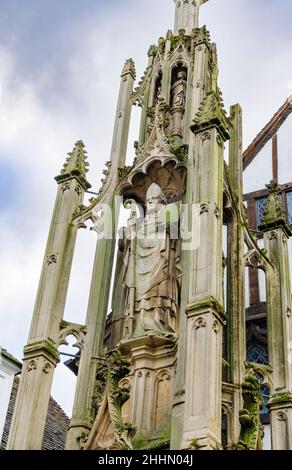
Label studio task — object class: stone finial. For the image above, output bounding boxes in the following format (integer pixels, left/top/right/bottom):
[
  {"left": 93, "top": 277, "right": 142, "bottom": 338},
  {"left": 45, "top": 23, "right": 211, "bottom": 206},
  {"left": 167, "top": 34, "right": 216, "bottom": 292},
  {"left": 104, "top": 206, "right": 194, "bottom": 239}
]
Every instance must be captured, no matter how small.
[
  {"left": 147, "top": 44, "right": 157, "bottom": 57},
  {"left": 121, "top": 58, "right": 136, "bottom": 80},
  {"left": 259, "top": 180, "right": 291, "bottom": 235},
  {"left": 173, "top": 0, "right": 209, "bottom": 35},
  {"left": 191, "top": 90, "right": 230, "bottom": 141},
  {"left": 55, "top": 140, "right": 90, "bottom": 188}
]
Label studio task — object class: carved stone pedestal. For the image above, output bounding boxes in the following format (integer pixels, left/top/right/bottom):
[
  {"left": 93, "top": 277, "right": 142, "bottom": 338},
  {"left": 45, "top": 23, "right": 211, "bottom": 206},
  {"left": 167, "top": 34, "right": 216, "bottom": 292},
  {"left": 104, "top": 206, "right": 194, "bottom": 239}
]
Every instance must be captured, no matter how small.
[{"left": 120, "top": 336, "right": 177, "bottom": 448}]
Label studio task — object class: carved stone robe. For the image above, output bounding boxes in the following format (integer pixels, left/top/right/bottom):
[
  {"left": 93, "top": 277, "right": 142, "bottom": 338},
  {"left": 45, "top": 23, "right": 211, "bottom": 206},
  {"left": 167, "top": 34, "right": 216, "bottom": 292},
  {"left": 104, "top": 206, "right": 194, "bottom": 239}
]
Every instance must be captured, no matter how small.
[{"left": 123, "top": 210, "right": 181, "bottom": 338}]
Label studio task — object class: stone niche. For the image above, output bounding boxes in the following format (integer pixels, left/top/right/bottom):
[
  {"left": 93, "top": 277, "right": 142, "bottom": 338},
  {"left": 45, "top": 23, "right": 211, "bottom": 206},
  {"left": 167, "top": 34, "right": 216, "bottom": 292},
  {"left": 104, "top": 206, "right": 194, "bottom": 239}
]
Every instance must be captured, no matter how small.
[{"left": 120, "top": 159, "right": 187, "bottom": 205}]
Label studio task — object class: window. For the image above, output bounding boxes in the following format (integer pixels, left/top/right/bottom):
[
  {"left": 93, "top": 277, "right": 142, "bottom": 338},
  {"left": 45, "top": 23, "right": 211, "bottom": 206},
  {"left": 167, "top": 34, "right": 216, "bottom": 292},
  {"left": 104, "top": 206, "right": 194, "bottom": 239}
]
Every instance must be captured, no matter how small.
[
  {"left": 247, "top": 344, "right": 269, "bottom": 365},
  {"left": 286, "top": 191, "right": 292, "bottom": 224},
  {"left": 254, "top": 373, "right": 270, "bottom": 425},
  {"left": 256, "top": 197, "right": 268, "bottom": 228},
  {"left": 260, "top": 384, "right": 270, "bottom": 416}
]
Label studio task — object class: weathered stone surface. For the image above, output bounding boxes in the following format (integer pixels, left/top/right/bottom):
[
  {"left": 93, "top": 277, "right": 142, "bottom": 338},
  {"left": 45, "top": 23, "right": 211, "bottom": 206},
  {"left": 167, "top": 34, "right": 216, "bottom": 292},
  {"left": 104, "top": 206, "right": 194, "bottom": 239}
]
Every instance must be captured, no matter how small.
[{"left": 8, "top": 0, "right": 292, "bottom": 452}]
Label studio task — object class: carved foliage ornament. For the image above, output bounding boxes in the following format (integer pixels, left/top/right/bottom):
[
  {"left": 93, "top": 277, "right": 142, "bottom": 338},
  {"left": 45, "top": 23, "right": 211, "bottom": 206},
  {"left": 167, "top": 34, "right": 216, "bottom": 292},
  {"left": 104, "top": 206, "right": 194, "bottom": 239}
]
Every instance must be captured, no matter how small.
[
  {"left": 84, "top": 349, "right": 136, "bottom": 451},
  {"left": 234, "top": 374, "right": 264, "bottom": 451}
]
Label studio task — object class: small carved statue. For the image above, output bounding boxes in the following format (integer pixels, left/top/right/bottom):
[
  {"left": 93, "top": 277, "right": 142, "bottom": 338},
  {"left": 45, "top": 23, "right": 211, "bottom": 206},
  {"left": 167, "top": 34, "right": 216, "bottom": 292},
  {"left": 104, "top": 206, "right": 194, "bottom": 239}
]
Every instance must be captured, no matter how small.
[
  {"left": 171, "top": 70, "right": 187, "bottom": 109},
  {"left": 123, "top": 183, "right": 181, "bottom": 340},
  {"left": 170, "top": 70, "right": 187, "bottom": 138}
]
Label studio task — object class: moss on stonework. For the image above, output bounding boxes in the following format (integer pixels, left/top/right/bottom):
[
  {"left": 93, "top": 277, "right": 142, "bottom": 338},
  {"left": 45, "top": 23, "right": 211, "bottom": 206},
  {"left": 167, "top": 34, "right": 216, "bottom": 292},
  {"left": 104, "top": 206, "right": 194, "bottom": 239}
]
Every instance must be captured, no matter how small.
[
  {"left": 190, "top": 439, "right": 199, "bottom": 450},
  {"left": 60, "top": 320, "right": 70, "bottom": 330},
  {"left": 133, "top": 426, "right": 171, "bottom": 450},
  {"left": 0, "top": 347, "right": 22, "bottom": 367},
  {"left": 186, "top": 296, "right": 226, "bottom": 320},
  {"left": 169, "top": 144, "right": 189, "bottom": 162},
  {"left": 269, "top": 393, "right": 292, "bottom": 405},
  {"left": 24, "top": 339, "right": 59, "bottom": 363}
]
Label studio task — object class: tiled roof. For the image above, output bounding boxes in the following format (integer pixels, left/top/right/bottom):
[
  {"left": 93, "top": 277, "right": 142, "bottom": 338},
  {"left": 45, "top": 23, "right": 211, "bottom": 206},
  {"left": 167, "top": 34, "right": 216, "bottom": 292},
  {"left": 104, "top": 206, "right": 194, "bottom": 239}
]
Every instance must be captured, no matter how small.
[{"left": 0, "top": 376, "right": 70, "bottom": 450}]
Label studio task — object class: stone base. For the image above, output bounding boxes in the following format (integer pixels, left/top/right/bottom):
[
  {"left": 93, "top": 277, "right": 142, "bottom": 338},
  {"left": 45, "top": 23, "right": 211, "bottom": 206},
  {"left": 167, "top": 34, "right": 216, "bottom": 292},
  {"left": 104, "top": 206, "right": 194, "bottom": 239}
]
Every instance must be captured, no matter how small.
[
  {"left": 121, "top": 338, "right": 177, "bottom": 438},
  {"left": 181, "top": 430, "right": 222, "bottom": 450},
  {"left": 269, "top": 397, "right": 292, "bottom": 450},
  {"left": 119, "top": 334, "right": 176, "bottom": 355}
]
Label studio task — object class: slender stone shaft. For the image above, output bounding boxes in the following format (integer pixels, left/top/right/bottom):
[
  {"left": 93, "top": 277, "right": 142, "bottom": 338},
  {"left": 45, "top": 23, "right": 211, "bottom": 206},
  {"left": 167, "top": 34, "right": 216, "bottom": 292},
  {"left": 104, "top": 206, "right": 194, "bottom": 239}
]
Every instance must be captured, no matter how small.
[
  {"left": 7, "top": 141, "right": 90, "bottom": 450},
  {"left": 173, "top": 0, "right": 209, "bottom": 35},
  {"left": 65, "top": 60, "right": 135, "bottom": 450}
]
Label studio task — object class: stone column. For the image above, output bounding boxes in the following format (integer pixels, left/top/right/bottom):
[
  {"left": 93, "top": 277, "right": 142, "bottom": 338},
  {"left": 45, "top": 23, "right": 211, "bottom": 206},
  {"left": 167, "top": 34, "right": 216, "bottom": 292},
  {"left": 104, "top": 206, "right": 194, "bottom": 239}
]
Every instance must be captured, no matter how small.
[
  {"left": 226, "top": 104, "right": 245, "bottom": 443},
  {"left": 173, "top": 0, "right": 209, "bottom": 35},
  {"left": 259, "top": 181, "right": 292, "bottom": 450},
  {"left": 171, "top": 91, "right": 230, "bottom": 450},
  {"left": 184, "top": 37, "right": 210, "bottom": 143},
  {"left": 65, "top": 59, "right": 135, "bottom": 450},
  {"left": 7, "top": 141, "right": 90, "bottom": 450}
]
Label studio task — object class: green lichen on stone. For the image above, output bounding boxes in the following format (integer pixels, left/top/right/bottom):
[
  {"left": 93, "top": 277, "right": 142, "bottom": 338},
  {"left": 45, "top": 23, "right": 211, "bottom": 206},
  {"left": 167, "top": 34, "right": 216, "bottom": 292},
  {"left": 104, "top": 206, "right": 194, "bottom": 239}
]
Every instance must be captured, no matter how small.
[
  {"left": 269, "top": 392, "right": 292, "bottom": 405},
  {"left": 169, "top": 143, "right": 189, "bottom": 162},
  {"left": 234, "top": 375, "right": 264, "bottom": 451},
  {"left": 24, "top": 339, "right": 59, "bottom": 363},
  {"left": 0, "top": 347, "right": 22, "bottom": 367},
  {"left": 118, "top": 165, "right": 134, "bottom": 180},
  {"left": 186, "top": 296, "right": 226, "bottom": 320},
  {"left": 90, "top": 349, "right": 136, "bottom": 450},
  {"left": 191, "top": 90, "right": 230, "bottom": 141},
  {"left": 133, "top": 426, "right": 171, "bottom": 450},
  {"left": 190, "top": 438, "right": 199, "bottom": 450},
  {"left": 55, "top": 140, "right": 91, "bottom": 190},
  {"left": 60, "top": 320, "right": 70, "bottom": 330},
  {"left": 259, "top": 180, "right": 292, "bottom": 235}
]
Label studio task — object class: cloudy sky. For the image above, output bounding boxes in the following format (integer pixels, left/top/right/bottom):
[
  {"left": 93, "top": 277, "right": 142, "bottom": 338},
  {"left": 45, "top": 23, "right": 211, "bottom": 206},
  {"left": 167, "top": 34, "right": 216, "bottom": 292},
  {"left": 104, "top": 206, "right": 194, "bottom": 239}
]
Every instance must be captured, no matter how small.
[{"left": 0, "top": 0, "right": 292, "bottom": 416}]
